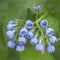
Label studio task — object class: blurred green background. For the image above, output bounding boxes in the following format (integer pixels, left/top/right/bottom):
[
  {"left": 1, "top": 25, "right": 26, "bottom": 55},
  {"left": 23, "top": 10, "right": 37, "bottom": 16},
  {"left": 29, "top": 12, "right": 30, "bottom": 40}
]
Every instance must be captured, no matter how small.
[{"left": 0, "top": 0, "right": 60, "bottom": 60}]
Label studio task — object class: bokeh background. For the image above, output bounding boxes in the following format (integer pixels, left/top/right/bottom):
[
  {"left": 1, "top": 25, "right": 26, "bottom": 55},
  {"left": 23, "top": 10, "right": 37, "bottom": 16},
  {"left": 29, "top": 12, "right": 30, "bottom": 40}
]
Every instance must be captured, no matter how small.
[{"left": 0, "top": 0, "right": 60, "bottom": 60}]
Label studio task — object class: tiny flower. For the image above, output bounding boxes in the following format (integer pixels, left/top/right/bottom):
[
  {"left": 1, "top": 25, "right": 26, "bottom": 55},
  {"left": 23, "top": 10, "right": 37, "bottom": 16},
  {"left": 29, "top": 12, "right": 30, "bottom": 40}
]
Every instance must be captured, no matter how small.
[
  {"left": 40, "top": 20, "right": 48, "bottom": 28},
  {"left": 7, "top": 24, "right": 16, "bottom": 30},
  {"left": 30, "top": 35, "right": 38, "bottom": 45},
  {"left": 6, "top": 30, "right": 15, "bottom": 39},
  {"left": 35, "top": 42, "right": 44, "bottom": 51},
  {"left": 49, "top": 36, "right": 57, "bottom": 43},
  {"left": 25, "top": 20, "right": 34, "bottom": 29},
  {"left": 7, "top": 40, "right": 16, "bottom": 48},
  {"left": 47, "top": 43, "right": 55, "bottom": 53},
  {"left": 9, "top": 20, "right": 15, "bottom": 24},
  {"left": 16, "top": 43, "right": 25, "bottom": 52},
  {"left": 18, "top": 36, "right": 27, "bottom": 44},
  {"left": 34, "top": 5, "right": 40, "bottom": 11},
  {"left": 19, "top": 28, "right": 28, "bottom": 36},
  {"left": 26, "top": 29, "right": 34, "bottom": 39},
  {"left": 46, "top": 28, "right": 54, "bottom": 37}
]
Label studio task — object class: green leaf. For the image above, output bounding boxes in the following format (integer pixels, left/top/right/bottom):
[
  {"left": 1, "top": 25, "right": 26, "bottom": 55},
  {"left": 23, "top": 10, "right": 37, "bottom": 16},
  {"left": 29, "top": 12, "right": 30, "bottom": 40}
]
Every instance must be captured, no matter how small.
[{"left": 45, "top": 0, "right": 60, "bottom": 19}]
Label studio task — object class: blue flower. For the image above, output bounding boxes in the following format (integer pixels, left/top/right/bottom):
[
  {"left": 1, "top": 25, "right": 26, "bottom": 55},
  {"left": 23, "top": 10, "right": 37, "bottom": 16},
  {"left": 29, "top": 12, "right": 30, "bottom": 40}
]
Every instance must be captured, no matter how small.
[
  {"left": 35, "top": 42, "right": 44, "bottom": 51},
  {"left": 18, "top": 36, "right": 27, "bottom": 44},
  {"left": 19, "top": 28, "right": 28, "bottom": 36},
  {"left": 7, "top": 40, "right": 16, "bottom": 48},
  {"left": 25, "top": 20, "right": 34, "bottom": 29},
  {"left": 9, "top": 20, "right": 15, "bottom": 24},
  {"left": 6, "top": 30, "right": 15, "bottom": 39},
  {"left": 12, "top": 30, "right": 16, "bottom": 33},
  {"left": 46, "top": 28, "right": 54, "bottom": 37},
  {"left": 34, "top": 5, "right": 40, "bottom": 11},
  {"left": 49, "top": 36, "right": 57, "bottom": 43},
  {"left": 30, "top": 35, "right": 38, "bottom": 45},
  {"left": 7, "top": 24, "right": 16, "bottom": 30},
  {"left": 40, "top": 20, "right": 48, "bottom": 28},
  {"left": 26, "top": 29, "right": 34, "bottom": 39},
  {"left": 47, "top": 43, "right": 55, "bottom": 53},
  {"left": 16, "top": 43, "right": 25, "bottom": 52}
]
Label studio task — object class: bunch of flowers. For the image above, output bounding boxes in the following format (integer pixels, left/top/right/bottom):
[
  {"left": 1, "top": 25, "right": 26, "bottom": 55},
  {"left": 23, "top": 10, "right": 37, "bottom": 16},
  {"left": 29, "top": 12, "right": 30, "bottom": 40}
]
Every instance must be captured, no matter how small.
[{"left": 6, "top": 5, "right": 57, "bottom": 53}]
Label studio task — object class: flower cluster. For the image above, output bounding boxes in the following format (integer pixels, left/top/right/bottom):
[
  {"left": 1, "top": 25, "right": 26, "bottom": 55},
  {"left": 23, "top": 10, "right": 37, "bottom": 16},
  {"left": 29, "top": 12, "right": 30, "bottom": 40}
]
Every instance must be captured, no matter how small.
[
  {"left": 6, "top": 5, "right": 58, "bottom": 53},
  {"left": 6, "top": 20, "right": 16, "bottom": 48},
  {"left": 6, "top": 19, "right": 57, "bottom": 53},
  {"left": 40, "top": 20, "right": 57, "bottom": 53}
]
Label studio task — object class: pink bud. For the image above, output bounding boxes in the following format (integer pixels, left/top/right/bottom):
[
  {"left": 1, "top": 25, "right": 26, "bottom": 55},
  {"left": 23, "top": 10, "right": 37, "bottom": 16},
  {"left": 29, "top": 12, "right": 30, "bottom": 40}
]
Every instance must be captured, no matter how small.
[{"left": 40, "top": 49, "right": 45, "bottom": 54}]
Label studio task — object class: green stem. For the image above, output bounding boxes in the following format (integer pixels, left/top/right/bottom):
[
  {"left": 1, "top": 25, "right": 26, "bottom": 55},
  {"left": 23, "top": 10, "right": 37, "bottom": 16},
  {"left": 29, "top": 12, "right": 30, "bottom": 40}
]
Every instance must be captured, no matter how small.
[
  {"left": 37, "top": 12, "right": 48, "bottom": 23},
  {"left": 34, "top": 12, "right": 48, "bottom": 24},
  {"left": 35, "top": 30, "right": 39, "bottom": 36},
  {"left": 34, "top": 12, "right": 48, "bottom": 40},
  {"left": 36, "top": 12, "right": 39, "bottom": 20},
  {"left": 45, "top": 36, "right": 49, "bottom": 44},
  {"left": 36, "top": 23, "right": 43, "bottom": 37},
  {"left": 33, "top": 26, "right": 37, "bottom": 32},
  {"left": 14, "top": 28, "right": 19, "bottom": 40},
  {"left": 35, "top": 11, "right": 44, "bottom": 39}
]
